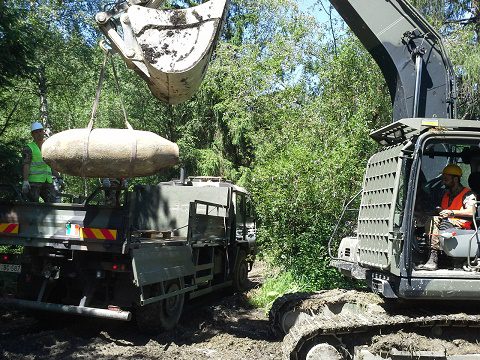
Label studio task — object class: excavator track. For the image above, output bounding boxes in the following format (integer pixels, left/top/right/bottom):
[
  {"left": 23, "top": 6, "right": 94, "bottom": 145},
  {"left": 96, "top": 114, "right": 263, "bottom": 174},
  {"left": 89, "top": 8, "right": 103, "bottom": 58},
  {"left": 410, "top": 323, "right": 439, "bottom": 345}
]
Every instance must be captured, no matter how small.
[
  {"left": 269, "top": 291, "right": 328, "bottom": 338},
  {"left": 269, "top": 289, "right": 384, "bottom": 339},
  {"left": 270, "top": 290, "right": 480, "bottom": 360}
]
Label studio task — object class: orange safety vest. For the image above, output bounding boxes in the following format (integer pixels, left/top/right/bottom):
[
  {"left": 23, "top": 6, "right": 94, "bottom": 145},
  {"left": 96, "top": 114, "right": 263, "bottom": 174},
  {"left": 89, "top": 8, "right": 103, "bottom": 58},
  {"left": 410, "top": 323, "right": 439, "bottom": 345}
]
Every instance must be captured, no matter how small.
[{"left": 441, "top": 187, "right": 473, "bottom": 229}]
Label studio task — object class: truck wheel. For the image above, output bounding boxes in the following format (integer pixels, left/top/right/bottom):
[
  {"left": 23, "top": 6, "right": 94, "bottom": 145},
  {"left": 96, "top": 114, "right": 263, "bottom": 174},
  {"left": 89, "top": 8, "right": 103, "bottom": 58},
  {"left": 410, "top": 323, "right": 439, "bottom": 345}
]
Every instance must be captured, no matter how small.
[
  {"left": 233, "top": 250, "right": 249, "bottom": 292},
  {"left": 135, "top": 278, "right": 185, "bottom": 333},
  {"left": 158, "top": 279, "right": 185, "bottom": 331}
]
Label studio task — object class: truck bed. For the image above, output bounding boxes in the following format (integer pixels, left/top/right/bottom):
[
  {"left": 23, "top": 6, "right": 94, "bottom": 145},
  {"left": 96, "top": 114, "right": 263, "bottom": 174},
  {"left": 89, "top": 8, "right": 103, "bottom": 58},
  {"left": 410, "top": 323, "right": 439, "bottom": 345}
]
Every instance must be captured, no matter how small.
[{"left": 0, "top": 201, "right": 127, "bottom": 253}]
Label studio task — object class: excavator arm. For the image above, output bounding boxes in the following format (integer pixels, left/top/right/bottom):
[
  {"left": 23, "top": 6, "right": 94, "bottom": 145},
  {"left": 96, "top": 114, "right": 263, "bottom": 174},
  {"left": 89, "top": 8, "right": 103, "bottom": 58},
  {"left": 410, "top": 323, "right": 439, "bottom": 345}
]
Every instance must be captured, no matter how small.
[
  {"left": 330, "top": 0, "right": 456, "bottom": 121},
  {"left": 95, "top": 0, "right": 455, "bottom": 119},
  {"left": 95, "top": 0, "right": 228, "bottom": 105}
]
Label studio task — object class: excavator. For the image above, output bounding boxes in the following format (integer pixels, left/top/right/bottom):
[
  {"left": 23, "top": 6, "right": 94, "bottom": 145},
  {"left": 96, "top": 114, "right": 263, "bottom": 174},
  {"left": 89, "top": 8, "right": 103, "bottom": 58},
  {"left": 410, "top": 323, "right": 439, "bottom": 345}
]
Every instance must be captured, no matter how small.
[
  {"left": 95, "top": 0, "right": 480, "bottom": 359},
  {"left": 267, "top": 1, "right": 480, "bottom": 359}
]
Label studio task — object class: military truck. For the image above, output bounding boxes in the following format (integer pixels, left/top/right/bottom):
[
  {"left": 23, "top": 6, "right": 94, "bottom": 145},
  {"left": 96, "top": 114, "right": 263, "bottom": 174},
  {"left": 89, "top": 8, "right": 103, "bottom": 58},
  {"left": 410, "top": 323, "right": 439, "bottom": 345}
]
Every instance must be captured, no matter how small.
[{"left": 0, "top": 176, "right": 256, "bottom": 331}]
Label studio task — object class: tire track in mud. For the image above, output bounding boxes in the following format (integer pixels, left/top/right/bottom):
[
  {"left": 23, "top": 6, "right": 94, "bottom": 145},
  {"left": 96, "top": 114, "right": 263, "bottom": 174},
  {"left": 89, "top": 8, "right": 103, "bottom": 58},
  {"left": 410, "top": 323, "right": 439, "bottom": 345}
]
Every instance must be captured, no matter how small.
[{"left": 0, "top": 263, "right": 282, "bottom": 360}]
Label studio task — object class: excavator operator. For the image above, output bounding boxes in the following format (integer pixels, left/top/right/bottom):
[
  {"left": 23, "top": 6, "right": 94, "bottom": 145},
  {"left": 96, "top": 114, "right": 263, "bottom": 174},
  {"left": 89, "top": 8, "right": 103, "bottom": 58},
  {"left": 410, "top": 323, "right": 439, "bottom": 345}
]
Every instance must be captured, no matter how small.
[{"left": 416, "top": 164, "right": 476, "bottom": 271}]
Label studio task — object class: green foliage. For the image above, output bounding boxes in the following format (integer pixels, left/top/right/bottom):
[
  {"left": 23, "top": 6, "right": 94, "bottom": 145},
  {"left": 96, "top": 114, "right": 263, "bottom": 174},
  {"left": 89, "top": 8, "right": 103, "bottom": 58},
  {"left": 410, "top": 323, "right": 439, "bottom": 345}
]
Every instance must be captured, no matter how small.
[
  {"left": 249, "top": 36, "right": 391, "bottom": 288},
  {"left": 248, "top": 270, "right": 304, "bottom": 310},
  {"left": 411, "top": 0, "right": 480, "bottom": 119},
  {"left": 0, "top": 1, "right": 36, "bottom": 85},
  {"left": 0, "top": 140, "right": 23, "bottom": 185},
  {"left": 188, "top": 0, "right": 324, "bottom": 182},
  {"left": 448, "top": 26, "right": 480, "bottom": 119}
]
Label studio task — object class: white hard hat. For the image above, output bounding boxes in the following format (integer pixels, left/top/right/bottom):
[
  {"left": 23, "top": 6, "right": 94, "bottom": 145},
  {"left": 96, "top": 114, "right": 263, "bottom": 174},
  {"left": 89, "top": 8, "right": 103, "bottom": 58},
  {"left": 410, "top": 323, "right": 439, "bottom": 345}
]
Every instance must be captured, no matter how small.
[{"left": 31, "top": 122, "right": 44, "bottom": 131}]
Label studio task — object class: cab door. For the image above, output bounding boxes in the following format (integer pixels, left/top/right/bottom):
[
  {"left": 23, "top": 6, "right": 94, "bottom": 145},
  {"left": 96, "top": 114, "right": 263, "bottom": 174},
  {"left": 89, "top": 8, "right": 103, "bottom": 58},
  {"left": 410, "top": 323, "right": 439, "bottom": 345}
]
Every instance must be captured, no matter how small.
[{"left": 234, "top": 191, "right": 246, "bottom": 242}]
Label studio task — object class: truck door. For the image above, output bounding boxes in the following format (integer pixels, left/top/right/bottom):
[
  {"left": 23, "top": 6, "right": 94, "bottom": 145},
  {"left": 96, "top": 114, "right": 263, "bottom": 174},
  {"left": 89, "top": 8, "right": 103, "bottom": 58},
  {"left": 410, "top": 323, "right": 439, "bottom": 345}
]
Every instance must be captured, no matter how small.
[{"left": 234, "top": 192, "right": 246, "bottom": 242}]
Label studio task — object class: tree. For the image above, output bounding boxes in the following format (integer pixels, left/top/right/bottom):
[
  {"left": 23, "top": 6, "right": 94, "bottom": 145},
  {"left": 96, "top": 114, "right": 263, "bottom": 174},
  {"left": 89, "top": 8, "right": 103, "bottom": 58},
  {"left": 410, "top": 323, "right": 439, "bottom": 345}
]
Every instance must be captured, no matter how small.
[
  {"left": 249, "top": 33, "right": 391, "bottom": 288},
  {"left": 0, "top": 1, "right": 36, "bottom": 86},
  {"left": 411, "top": 0, "right": 480, "bottom": 119}
]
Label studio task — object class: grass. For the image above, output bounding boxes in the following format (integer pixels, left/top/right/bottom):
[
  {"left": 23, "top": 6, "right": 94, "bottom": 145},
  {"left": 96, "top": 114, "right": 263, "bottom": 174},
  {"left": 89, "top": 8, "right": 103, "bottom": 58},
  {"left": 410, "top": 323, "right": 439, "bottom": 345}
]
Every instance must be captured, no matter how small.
[{"left": 248, "top": 269, "right": 306, "bottom": 312}]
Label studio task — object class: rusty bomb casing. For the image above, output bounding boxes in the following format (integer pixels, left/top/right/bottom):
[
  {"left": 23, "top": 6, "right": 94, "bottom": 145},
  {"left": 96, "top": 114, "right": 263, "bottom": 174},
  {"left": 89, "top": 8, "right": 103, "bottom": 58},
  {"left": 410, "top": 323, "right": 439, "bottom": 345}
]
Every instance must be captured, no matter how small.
[{"left": 42, "top": 128, "right": 179, "bottom": 178}]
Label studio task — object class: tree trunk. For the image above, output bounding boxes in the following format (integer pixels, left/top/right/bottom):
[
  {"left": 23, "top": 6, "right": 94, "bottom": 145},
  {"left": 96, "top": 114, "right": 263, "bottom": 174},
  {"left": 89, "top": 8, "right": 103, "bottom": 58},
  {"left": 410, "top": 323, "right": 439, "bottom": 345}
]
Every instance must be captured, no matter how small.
[{"left": 38, "top": 65, "right": 49, "bottom": 128}]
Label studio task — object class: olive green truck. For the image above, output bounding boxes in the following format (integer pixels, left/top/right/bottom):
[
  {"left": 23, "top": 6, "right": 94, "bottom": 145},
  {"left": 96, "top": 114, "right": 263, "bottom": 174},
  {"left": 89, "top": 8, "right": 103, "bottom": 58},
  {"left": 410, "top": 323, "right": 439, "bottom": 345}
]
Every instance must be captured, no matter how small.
[{"left": 0, "top": 177, "right": 256, "bottom": 331}]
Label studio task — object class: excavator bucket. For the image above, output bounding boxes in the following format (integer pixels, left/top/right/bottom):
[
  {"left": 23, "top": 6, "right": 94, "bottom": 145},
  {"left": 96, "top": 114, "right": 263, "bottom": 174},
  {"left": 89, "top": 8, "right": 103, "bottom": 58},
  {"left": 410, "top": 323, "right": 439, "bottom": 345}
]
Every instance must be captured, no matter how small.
[{"left": 96, "top": 0, "right": 228, "bottom": 104}]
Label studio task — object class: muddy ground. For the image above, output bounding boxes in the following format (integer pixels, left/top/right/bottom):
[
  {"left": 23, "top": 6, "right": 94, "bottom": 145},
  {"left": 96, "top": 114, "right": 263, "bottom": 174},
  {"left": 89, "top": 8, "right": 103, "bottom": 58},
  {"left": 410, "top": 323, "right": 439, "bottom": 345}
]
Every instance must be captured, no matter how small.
[
  {"left": 2, "top": 262, "right": 480, "bottom": 360},
  {"left": 0, "top": 262, "right": 282, "bottom": 360}
]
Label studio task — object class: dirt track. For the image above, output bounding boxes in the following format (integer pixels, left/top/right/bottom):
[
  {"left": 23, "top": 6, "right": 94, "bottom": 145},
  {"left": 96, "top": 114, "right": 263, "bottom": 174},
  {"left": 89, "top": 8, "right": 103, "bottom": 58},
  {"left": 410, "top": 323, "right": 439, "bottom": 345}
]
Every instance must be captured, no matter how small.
[
  {"left": 4, "top": 262, "right": 480, "bottom": 360},
  {"left": 0, "top": 263, "right": 282, "bottom": 360}
]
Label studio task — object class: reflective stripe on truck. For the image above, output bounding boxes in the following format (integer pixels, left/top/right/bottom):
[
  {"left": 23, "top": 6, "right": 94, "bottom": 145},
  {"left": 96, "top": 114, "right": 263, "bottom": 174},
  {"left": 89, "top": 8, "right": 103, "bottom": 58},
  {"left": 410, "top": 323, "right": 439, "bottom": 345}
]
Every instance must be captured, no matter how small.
[
  {"left": 81, "top": 228, "right": 117, "bottom": 240},
  {"left": 0, "top": 223, "right": 19, "bottom": 234}
]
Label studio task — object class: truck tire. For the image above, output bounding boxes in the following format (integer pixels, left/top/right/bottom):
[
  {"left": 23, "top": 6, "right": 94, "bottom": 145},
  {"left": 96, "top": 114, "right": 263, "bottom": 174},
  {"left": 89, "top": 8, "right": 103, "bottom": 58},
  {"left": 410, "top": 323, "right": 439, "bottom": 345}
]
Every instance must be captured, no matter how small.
[
  {"left": 233, "top": 250, "right": 249, "bottom": 292},
  {"left": 16, "top": 273, "right": 43, "bottom": 300},
  {"left": 158, "top": 279, "right": 185, "bottom": 331},
  {"left": 135, "top": 278, "right": 185, "bottom": 333}
]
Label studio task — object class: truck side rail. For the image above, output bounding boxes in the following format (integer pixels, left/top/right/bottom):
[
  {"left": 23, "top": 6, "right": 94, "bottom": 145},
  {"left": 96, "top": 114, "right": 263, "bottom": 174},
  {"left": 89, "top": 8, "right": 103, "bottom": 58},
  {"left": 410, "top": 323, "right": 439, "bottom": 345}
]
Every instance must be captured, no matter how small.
[
  {"left": 187, "top": 200, "right": 229, "bottom": 243},
  {"left": 0, "top": 201, "right": 128, "bottom": 253}
]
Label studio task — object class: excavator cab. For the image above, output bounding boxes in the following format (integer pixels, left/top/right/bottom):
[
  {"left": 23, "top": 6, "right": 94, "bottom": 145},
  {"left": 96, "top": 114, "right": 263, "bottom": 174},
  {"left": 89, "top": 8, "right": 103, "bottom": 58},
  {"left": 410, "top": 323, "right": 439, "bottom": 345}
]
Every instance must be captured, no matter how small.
[
  {"left": 407, "top": 129, "right": 480, "bottom": 268},
  {"left": 95, "top": 0, "right": 228, "bottom": 104},
  {"left": 332, "top": 118, "right": 480, "bottom": 300}
]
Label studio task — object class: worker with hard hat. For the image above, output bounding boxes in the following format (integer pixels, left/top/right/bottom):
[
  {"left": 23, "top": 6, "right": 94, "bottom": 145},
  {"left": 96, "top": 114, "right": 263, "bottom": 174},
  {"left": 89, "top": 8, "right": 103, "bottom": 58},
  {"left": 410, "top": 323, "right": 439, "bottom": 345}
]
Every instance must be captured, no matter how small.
[
  {"left": 22, "top": 122, "right": 59, "bottom": 202},
  {"left": 417, "top": 164, "right": 476, "bottom": 270}
]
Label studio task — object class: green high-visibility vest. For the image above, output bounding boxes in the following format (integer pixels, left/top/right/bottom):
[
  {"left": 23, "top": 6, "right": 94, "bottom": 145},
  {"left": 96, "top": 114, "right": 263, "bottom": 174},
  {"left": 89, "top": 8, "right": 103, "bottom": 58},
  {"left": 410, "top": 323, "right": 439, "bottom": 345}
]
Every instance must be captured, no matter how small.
[{"left": 27, "top": 142, "right": 52, "bottom": 183}]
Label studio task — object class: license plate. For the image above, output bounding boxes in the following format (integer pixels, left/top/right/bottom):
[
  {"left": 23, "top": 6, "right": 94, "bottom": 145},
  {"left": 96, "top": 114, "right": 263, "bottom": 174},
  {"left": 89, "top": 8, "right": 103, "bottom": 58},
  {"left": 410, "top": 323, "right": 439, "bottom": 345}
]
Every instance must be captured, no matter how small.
[
  {"left": 0, "top": 264, "right": 21, "bottom": 273},
  {"left": 66, "top": 223, "right": 80, "bottom": 237}
]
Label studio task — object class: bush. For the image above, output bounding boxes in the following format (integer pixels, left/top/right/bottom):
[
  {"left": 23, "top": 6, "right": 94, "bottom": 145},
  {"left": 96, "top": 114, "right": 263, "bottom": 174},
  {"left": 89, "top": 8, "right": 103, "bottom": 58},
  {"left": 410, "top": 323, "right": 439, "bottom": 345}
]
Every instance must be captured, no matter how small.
[
  {"left": 0, "top": 140, "right": 23, "bottom": 185},
  {"left": 248, "top": 270, "right": 304, "bottom": 310},
  {"left": 248, "top": 37, "right": 391, "bottom": 290}
]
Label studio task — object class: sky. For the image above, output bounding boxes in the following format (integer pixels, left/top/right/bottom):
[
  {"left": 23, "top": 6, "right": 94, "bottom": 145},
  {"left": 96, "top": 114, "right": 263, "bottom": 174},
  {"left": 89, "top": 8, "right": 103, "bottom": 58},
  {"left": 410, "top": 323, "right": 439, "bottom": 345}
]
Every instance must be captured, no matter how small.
[
  {"left": 298, "top": 0, "right": 322, "bottom": 13},
  {"left": 297, "top": 0, "right": 338, "bottom": 23}
]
